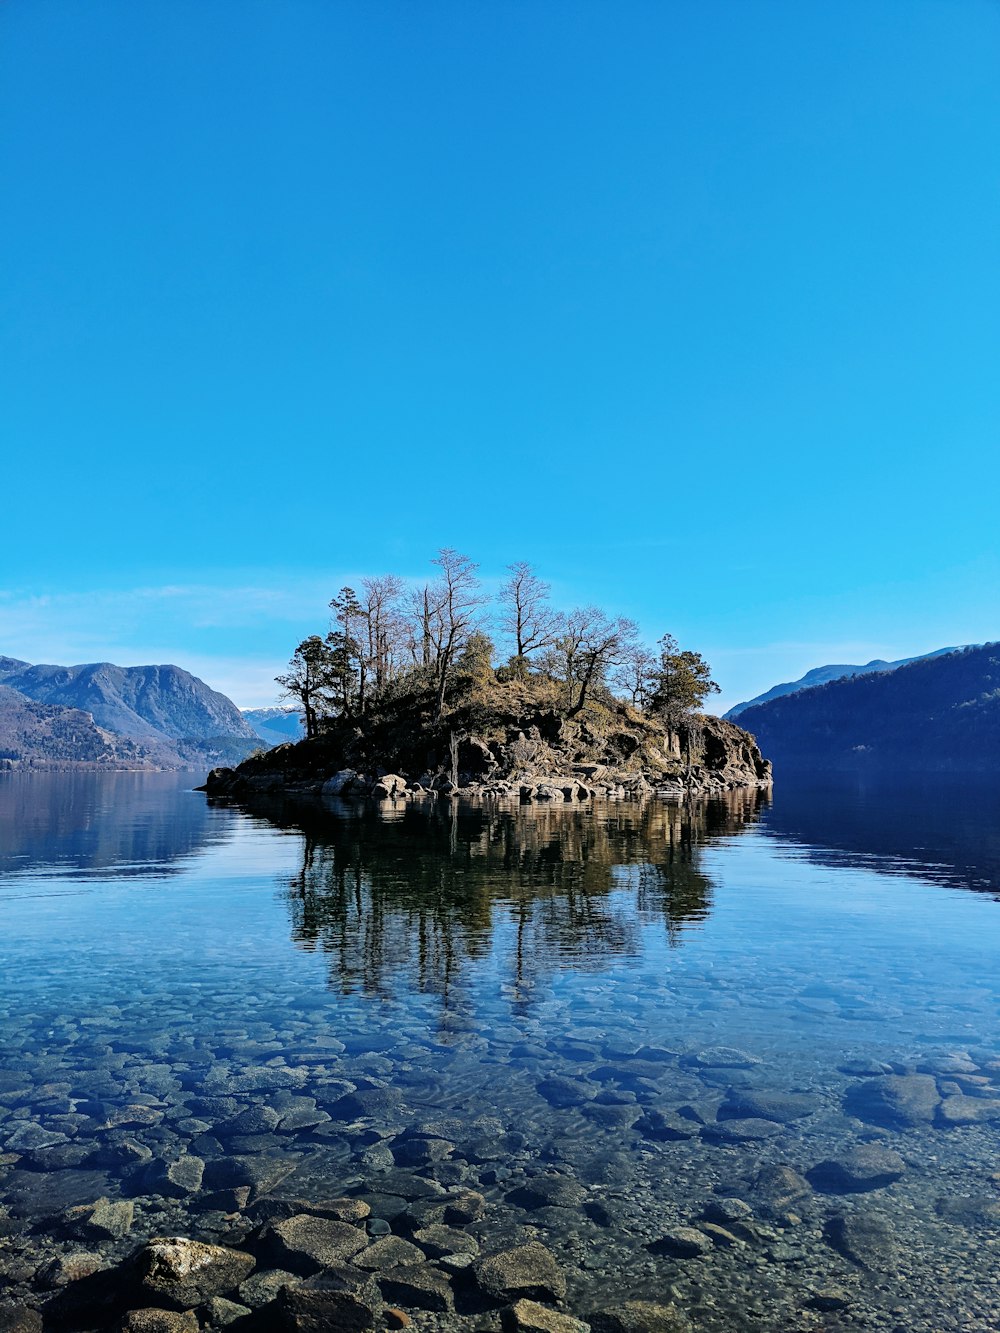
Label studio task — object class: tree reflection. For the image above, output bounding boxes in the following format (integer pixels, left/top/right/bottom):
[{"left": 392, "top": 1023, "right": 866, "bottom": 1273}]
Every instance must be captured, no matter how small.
[{"left": 245, "top": 793, "right": 767, "bottom": 1005}]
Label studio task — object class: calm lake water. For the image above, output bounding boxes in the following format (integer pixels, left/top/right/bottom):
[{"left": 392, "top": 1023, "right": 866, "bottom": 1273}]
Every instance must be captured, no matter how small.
[{"left": 2, "top": 771, "right": 1000, "bottom": 1331}]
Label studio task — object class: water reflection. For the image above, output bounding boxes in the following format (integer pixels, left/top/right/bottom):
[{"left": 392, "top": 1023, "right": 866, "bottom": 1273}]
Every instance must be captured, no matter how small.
[
  {"left": 762, "top": 775, "right": 1000, "bottom": 895},
  {"left": 0, "top": 770, "right": 222, "bottom": 880},
  {"left": 234, "top": 792, "right": 768, "bottom": 999}
]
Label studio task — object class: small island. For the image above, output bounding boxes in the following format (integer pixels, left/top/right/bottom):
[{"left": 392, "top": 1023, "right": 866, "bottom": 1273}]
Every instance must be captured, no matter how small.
[{"left": 207, "top": 551, "right": 771, "bottom": 803}]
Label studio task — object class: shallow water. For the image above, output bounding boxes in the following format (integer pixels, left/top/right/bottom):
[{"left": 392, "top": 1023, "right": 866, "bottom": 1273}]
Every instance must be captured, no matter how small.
[{"left": 3, "top": 771, "right": 1000, "bottom": 1330}]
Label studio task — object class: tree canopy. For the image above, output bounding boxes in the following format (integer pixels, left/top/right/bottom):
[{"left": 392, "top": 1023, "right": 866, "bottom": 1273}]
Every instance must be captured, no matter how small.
[{"left": 276, "top": 551, "right": 719, "bottom": 735}]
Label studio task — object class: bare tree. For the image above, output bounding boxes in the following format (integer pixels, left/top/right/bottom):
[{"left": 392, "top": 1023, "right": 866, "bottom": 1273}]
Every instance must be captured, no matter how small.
[
  {"left": 424, "top": 548, "right": 488, "bottom": 719},
  {"left": 556, "top": 607, "right": 640, "bottom": 715},
  {"left": 613, "top": 643, "right": 658, "bottom": 710},
  {"left": 499, "top": 562, "right": 560, "bottom": 674},
  {"left": 360, "top": 574, "right": 406, "bottom": 700}
]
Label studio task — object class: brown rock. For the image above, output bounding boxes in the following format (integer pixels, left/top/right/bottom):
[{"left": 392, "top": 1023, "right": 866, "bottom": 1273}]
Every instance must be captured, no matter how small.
[
  {"left": 260, "top": 1214, "right": 368, "bottom": 1274},
  {"left": 135, "top": 1237, "right": 255, "bottom": 1310},
  {"left": 475, "top": 1243, "right": 567, "bottom": 1304}
]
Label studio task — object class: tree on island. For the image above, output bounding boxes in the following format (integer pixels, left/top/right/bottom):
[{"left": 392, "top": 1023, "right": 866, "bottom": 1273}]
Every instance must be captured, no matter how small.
[
  {"left": 647, "top": 635, "right": 720, "bottom": 727},
  {"left": 499, "top": 562, "right": 560, "bottom": 678},
  {"left": 276, "top": 635, "right": 337, "bottom": 739},
  {"left": 275, "top": 548, "right": 720, "bottom": 740}
]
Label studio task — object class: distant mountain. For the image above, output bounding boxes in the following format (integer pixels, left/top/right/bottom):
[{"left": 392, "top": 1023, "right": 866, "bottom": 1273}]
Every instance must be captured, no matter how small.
[
  {"left": 725, "top": 646, "right": 964, "bottom": 719},
  {"left": 737, "top": 643, "right": 1000, "bottom": 773},
  {"left": 242, "top": 706, "right": 304, "bottom": 748},
  {"left": 0, "top": 657, "right": 259, "bottom": 770}
]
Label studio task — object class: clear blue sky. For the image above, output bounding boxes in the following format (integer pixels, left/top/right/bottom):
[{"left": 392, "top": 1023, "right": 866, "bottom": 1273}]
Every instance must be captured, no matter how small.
[{"left": 2, "top": 0, "right": 999, "bottom": 710}]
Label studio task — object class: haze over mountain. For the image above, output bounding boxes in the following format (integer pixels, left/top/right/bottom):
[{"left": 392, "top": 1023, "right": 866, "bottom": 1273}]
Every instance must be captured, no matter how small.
[
  {"left": 737, "top": 643, "right": 1000, "bottom": 773},
  {"left": 0, "top": 657, "right": 258, "bottom": 770},
  {"left": 725, "top": 646, "right": 965, "bottom": 719},
  {"left": 242, "top": 706, "right": 304, "bottom": 749}
]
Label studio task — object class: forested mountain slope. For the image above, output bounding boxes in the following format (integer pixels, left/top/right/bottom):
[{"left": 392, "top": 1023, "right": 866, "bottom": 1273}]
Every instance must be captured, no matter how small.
[{"left": 737, "top": 644, "right": 1000, "bottom": 773}]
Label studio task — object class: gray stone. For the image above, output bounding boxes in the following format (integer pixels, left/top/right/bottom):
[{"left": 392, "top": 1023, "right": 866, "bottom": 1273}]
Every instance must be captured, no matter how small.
[
  {"left": 589, "top": 1302, "right": 690, "bottom": 1332},
  {"left": 378, "top": 1263, "right": 454, "bottom": 1311},
  {"left": 683, "top": 1046, "right": 762, "bottom": 1070},
  {"left": 142, "top": 1155, "right": 205, "bottom": 1198},
  {"left": 202, "top": 1296, "right": 252, "bottom": 1325},
  {"left": 412, "top": 1223, "right": 480, "bottom": 1258},
  {"left": 808, "top": 1143, "right": 906, "bottom": 1192},
  {"left": 0, "top": 1307, "right": 42, "bottom": 1333},
  {"left": 937, "top": 1095, "right": 1000, "bottom": 1126},
  {"left": 935, "top": 1194, "right": 1000, "bottom": 1227},
  {"left": 748, "top": 1164, "right": 812, "bottom": 1213},
  {"left": 648, "top": 1227, "right": 712, "bottom": 1259},
  {"left": 238, "top": 1267, "right": 299, "bottom": 1308},
  {"left": 536, "top": 1077, "right": 595, "bottom": 1108},
  {"left": 66, "top": 1197, "right": 134, "bottom": 1239},
  {"left": 260, "top": 1213, "right": 368, "bottom": 1274},
  {"left": 121, "top": 1312, "right": 199, "bottom": 1333},
  {"left": 635, "top": 1110, "right": 698, "bottom": 1141},
  {"left": 507, "top": 1174, "right": 584, "bottom": 1211},
  {"left": 4, "top": 1123, "right": 68, "bottom": 1152},
  {"left": 503, "top": 1299, "right": 591, "bottom": 1332},
  {"left": 134, "top": 1236, "right": 256, "bottom": 1310},
  {"left": 201, "top": 1154, "right": 298, "bottom": 1201},
  {"left": 476, "top": 1243, "right": 567, "bottom": 1304},
  {"left": 277, "top": 1265, "right": 380, "bottom": 1332},
  {"left": 825, "top": 1213, "right": 896, "bottom": 1270},
  {"left": 36, "top": 1251, "right": 105, "bottom": 1288},
  {"left": 354, "top": 1236, "right": 425, "bottom": 1270},
  {"left": 719, "top": 1090, "right": 817, "bottom": 1123},
  {"left": 701, "top": 1117, "right": 781, "bottom": 1143},
  {"left": 845, "top": 1074, "right": 939, "bottom": 1128},
  {"left": 329, "top": 1088, "right": 404, "bottom": 1120}
]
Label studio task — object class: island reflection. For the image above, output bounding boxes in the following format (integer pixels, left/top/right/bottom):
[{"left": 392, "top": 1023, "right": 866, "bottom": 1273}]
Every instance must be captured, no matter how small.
[{"left": 238, "top": 792, "right": 769, "bottom": 1000}]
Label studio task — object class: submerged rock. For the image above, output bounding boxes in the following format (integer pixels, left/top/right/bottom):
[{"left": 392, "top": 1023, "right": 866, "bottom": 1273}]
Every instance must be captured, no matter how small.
[
  {"left": 844, "top": 1074, "right": 939, "bottom": 1128},
  {"left": 277, "top": 1264, "right": 381, "bottom": 1331},
  {"left": 378, "top": 1263, "right": 454, "bottom": 1312},
  {"left": 503, "top": 1299, "right": 591, "bottom": 1332},
  {"left": 475, "top": 1243, "right": 567, "bottom": 1304},
  {"left": 134, "top": 1237, "right": 255, "bottom": 1310},
  {"left": 121, "top": 1312, "right": 199, "bottom": 1333},
  {"left": 824, "top": 1213, "right": 896, "bottom": 1270},
  {"left": 259, "top": 1214, "right": 368, "bottom": 1274},
  {"left": 589, "top": 1301, "right": 690, "bottom": 1332},
  {"left": 808, "top": 1143, "right": 905, "bottom": 1192}
]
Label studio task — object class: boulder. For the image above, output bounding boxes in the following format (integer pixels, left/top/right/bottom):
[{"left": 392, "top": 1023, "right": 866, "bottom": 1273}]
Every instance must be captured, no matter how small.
[
  {"left": 134, "top": 1237, "right": 256, "bottom": 1310},
  {"left": 322, "top": 770, "right": 359, "bottom": 798},
  {"left": 259, "top": 1214, "right": 368, "bottom": 1274},
  {"left": 503, "top": 1300, "right": 591, "bottom": 1332},
  {"left": 475, "top": 1243, "right": 567, "bottom": 1304},
  {"left": 824, "top": 1213, "right": 896, "bottom": 1270},
  {"left": 589, "top": 1302, "right": 690, "bottom": 1332},
  {"left": 120, "top": 1313, "right": 199, "bottom": 1333},
  {"left": 378, "top": 1264, "right": 454, "bottom": 1312},
  {"left": 277, "top": 1265, "right": 381, "bottom": 1332},
  {"left": 808, "top": 1144, "right": 906, "bottom": 1193},
  {"left": 844, "top": 1074, "right": 939, "bottom": 1128}
]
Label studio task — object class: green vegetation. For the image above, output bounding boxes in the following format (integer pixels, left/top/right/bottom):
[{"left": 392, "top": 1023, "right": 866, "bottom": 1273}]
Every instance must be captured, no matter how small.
[{"left": 276, "top": 550, "right": 719, "bottom": 742}]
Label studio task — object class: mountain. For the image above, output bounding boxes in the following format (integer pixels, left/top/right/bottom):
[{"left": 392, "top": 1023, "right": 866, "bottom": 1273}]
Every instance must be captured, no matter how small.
[
  {"left": 736, "top": 643, "right": 1000, "bottom": 773},
  {"left": 0, "top": 657, "right": 259, "bottom": 770},
  {"left": 242, "top": 706, "right": 304, "bottom": 748},
  {"left": 725, "top": 645, "right": 964, "bottom": 718}
]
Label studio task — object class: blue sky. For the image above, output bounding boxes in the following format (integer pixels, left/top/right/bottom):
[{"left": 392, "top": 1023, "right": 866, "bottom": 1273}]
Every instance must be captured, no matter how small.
[{"left": 2, "top": 1, "right": 999, "bottom": 710}]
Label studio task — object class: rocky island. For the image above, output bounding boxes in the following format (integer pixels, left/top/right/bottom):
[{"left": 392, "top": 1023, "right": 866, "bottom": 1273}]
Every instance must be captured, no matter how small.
[{"left": 206, "top": 553, "right": 771, "bottom": 804}]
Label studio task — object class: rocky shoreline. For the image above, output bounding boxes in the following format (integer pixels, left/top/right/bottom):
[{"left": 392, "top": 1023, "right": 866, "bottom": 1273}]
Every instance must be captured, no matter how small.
[{"left": 203, "top": 714, "right": 772, "bottom": 805}]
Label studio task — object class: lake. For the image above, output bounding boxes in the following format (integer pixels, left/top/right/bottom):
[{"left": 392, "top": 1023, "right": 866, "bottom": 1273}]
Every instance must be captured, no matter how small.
[{"left": 2, "top": 771, "right": 1000, "bottom": 1331}]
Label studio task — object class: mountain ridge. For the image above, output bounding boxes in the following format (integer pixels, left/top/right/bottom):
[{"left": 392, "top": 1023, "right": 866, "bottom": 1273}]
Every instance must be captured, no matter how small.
[
  {"left": 736, "top": 642, "right": 1000, "bottom": 773},
  {"left": 0, "top": 657, "right": 258, "bottom": 770},
  {"left": 725, "top": 645, "right": 965, "bottom": 718}
]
